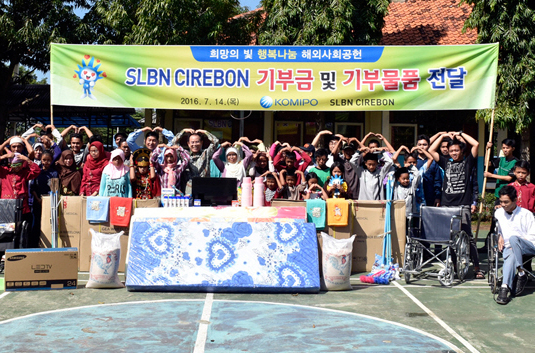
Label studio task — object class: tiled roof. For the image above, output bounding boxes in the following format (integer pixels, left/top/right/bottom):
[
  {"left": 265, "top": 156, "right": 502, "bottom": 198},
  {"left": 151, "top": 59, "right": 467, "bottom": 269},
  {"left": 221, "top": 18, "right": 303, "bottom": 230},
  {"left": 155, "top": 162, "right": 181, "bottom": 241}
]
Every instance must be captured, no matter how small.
[{"left": 381, "top": 0, "right": 478, "bottom": 45}]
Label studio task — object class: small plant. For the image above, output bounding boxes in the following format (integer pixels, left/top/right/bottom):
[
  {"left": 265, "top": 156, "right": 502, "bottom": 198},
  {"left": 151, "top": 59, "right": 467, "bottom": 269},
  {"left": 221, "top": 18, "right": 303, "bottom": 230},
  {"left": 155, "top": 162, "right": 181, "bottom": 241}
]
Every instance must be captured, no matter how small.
[{"left": 473, "top": 193, "right": 497, "bottom": 221}]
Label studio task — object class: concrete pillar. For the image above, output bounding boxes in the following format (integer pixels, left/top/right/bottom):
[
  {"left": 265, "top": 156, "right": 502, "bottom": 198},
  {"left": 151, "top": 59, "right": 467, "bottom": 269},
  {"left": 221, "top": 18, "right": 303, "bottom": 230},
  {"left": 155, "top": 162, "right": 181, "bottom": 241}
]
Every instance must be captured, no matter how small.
[
  {"left": 381, "top": 111, "right": 390, "bottom": 141},
  {"left": 144, "top": 109, "right": 153, "bottom": 128},
  {"left": 365, "top": 111, "right": 382, "bottom": 134},
  {"left": 164, "top": 109, "right": 173, "bottom": 132}
]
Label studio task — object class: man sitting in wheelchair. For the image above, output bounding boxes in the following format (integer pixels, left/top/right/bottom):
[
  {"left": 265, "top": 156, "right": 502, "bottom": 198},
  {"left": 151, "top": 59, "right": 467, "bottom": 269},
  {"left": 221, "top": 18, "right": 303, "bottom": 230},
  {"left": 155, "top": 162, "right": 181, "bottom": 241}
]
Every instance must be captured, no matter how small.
[{"left": 495, "top": 186, "right": 535, "bottom": 305}]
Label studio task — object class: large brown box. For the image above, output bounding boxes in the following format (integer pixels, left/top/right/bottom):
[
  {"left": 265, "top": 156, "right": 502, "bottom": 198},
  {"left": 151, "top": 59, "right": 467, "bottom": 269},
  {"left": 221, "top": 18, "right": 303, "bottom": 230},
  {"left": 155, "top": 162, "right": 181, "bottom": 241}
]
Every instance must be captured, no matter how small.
[
  {"left": 40, "top": 196, "right": 82, "bottom": 250},
  {"left": 79, "top": 197, "right": 130, "bottom": 272},
  {"left": 79, "top": 197, "right": 160, "bottom": 272},
  {"left": 4, "top": 248, "right": 78, "bottom": 291},
  {"left": 39, "top": 196, "right": 160, "bottom": 272},
  {"left": 271, "top": 199, "right": 306, "bottom": 207},
  {"left": 320, "top": 200, "right": 406, "bottom": 273}
]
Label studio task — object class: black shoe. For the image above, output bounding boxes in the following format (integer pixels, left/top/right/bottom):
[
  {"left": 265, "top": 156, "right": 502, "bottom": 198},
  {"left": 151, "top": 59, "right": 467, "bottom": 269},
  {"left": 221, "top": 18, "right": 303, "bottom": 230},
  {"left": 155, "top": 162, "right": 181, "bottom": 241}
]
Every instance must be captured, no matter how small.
[
  {"left": 496, "top": 287, "right": 511, "bottom": 305},
  {"left": 515, "top": 274, "right": 529, "bottom": 296}
]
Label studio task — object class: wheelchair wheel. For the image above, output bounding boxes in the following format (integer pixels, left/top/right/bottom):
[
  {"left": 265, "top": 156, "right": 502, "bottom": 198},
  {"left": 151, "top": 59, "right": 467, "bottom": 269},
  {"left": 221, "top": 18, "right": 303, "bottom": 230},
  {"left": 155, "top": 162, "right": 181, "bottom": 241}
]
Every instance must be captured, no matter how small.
[
  {"left": 438, "top": 256, "right": 454, "bottom": 286},
  {"left": 488, "top": 271, "right": 498, "bottom": 294},
  {"left": 487, "top": 233, "right": 495, "bottom": 263},
  {"left": 455, "top": 231, "right": 470, "bottom": 282},
  {"left": 19, "top": 221, "right": 30, "bottom": 248},
  {"left": 403, "top": 241, "right": 422, "bottom": 284}
]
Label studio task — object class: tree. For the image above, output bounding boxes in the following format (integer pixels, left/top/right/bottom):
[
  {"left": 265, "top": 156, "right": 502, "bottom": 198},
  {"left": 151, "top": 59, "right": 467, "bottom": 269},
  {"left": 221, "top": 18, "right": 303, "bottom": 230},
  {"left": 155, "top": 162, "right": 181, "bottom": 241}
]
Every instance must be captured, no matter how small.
[
  {"left": 0, "top": 0, "right": 88, "bottom": 142},
  {"left": 258, "top": 0, "right": 390, "bottom": 45},
  {"left": 15, "top": 66, "right": 48, "bottom": 85},
  {"left": 463, "top": 0, "right": 535, "bottom": 133},
  {"left": 89, "top": 0, "right": 252, "bottom": 45}
]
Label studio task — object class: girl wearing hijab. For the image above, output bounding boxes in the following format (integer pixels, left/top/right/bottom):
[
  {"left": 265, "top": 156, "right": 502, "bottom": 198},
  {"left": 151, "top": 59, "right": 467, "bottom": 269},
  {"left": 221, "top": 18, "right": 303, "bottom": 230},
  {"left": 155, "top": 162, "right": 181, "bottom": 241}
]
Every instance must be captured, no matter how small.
[
  {"left": 32, "top": 142, "right": 45, "bottom": 166},
  {"left": 80, "top": 141, "right": 109, "bottom": 196},
  {"left": 212, "top": 141, "right": 253, "bottom": 186},
  {"left": 150, "top": 145, "right": 190, "bottom": 190},
  {"left": 99, "top": 149, "right": 132, "bottom": 197},
  {"left": 56, "top": 149, "right": 82, "bottom": 196}
]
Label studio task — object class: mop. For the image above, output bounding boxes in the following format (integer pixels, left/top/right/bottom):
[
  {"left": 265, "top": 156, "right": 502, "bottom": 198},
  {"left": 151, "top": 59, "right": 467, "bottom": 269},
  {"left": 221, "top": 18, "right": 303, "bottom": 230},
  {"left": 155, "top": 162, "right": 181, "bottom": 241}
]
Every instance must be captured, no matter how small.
[
  {"left": 49, "top": 178, "right": 60, "bottom": 248},
  {"left": 360, "top": 173, "right": 398, "bottom": 284}
]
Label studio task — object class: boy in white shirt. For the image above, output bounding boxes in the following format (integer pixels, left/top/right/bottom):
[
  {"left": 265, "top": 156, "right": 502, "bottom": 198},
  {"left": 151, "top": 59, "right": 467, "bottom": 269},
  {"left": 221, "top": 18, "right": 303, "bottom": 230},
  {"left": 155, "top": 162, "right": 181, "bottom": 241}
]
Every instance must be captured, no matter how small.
[{"left": 495, "top": 185, "right": 535, "bottom": 305}]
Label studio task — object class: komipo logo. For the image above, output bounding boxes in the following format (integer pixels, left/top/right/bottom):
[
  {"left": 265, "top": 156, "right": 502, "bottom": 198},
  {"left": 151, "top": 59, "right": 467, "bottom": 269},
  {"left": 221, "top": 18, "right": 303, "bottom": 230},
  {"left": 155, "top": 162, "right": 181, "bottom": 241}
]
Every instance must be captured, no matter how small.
[
  {"left": 260, "top": 96, "right": 273, "bottom": 108},
  {"left": 260, "top": 96, "right": 319, "bottom": 109}
]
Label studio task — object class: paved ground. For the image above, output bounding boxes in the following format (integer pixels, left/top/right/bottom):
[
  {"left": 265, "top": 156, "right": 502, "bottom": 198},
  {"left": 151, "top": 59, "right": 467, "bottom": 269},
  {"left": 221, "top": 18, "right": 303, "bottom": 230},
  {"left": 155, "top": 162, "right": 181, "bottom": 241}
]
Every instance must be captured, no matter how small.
[{"left": 1, "top": 235, "right": 532, "bottom": 353}]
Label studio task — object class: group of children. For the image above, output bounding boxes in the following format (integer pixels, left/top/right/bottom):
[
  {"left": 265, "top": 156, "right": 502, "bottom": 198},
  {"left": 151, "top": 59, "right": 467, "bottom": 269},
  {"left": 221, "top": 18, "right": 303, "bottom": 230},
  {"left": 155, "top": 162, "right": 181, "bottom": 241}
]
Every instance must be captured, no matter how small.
[{"left": 1, "top": 124, "right": 533, "bottom": 252}]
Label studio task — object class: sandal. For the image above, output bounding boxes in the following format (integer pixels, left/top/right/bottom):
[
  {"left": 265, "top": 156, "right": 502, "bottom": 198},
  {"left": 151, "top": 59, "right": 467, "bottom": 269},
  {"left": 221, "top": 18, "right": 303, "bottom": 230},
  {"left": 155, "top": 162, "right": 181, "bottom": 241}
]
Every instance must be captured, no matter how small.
[{"left": 475, "top": 269, "right": 486, "bottom": 279}]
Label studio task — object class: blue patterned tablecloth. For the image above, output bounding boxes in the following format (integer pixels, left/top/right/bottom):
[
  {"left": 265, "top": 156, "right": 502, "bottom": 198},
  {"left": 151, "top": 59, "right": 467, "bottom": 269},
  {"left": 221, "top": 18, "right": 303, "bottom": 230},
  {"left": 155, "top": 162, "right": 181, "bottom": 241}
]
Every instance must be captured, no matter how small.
[{"left": 126, "top": 221, "right": 319, "bottom": 293}]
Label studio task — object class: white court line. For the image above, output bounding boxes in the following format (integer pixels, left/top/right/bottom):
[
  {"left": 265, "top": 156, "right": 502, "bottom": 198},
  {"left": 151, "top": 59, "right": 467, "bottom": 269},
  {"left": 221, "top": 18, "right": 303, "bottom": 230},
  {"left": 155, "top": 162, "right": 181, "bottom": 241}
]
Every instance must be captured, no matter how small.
[
  {"left": 393, "top": 281, "right": 480, "bottom": 353},
  {"left": 0, "top": 296, "right": 461, "bottom": 352},
  {"left": 214, "top": 299, "right": 461, "bottom": 352},
  {"left": 0, "top": 299, "right": 205, "bottom": 325},
  {"left": 193, "top": 293, "right": 214, "bottom": 353},
  {"left": 0, "top": 292, "right": 10, "bottom": 300},
  {"left": 351, "top": 284, "right": 492, "bottom": 289}
]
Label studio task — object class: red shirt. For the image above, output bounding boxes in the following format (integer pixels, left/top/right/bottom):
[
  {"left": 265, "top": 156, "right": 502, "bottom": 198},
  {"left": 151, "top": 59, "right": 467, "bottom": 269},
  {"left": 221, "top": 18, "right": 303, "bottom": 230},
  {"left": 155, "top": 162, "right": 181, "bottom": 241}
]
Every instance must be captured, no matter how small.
[
  {"left": 81, "top": 163, "right": 105, "bottom": 196},
  {"left": 0, "top": 162, "right": 41, "bottom": 213},
  {"left": 509, "top": 181, "right": 535, "bottom": 212},
  {"left": 273, "top": 151, "right": 312, "bottom": 184}
]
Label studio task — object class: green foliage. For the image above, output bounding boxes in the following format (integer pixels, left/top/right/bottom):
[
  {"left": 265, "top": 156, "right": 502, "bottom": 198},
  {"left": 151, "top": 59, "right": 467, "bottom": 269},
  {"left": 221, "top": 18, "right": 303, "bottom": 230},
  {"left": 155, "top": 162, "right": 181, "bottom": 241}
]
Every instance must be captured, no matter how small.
[
  {"left": 463, "top": 0, "right": 535, "bottom": 133},
  {"left": 258, "top": 0, "right": 390, "bottom": 45},
  {"left": 0, "top": 0, "right": 88, "bottom": 141},
  {"left": 15, "top": 66, "right": 47, "bottom": 85},
  {"left": 474, "top": 192, "right": 497, "bottom": 221},
  {"left": 89, "top": 0, "right": 251, "bottom": 45}
]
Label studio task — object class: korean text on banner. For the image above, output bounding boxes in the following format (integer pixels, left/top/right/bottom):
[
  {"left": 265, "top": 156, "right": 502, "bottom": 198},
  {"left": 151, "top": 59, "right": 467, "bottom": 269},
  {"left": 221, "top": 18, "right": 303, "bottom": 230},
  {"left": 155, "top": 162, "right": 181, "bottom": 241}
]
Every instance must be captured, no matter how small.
[{"left": 51, "top": 44, "right": 498, "bottom": 111}]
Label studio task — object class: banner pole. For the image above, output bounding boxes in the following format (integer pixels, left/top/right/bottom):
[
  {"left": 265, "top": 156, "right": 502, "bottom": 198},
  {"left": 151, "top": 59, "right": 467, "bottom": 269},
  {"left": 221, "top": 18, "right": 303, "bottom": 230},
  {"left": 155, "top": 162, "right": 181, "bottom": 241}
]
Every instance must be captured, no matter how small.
[
  {"left": 475, "top": 108, "right": 495, "bottom": 241},
  {"left": 50, "top": 105, "right": 54, "bottom": 126}
]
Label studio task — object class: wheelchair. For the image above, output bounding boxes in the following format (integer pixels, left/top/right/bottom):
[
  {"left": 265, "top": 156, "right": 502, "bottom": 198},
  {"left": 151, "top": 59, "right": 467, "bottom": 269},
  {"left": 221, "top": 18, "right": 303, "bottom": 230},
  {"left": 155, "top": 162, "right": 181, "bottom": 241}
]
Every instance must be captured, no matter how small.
[
  {"left": 0, "top": 199, "right": 29, "bottom": 273},
  {"left": 487, "top": 223, "right": 535, "bottom": 295},
  {"left": 403, "top": 206, "right": 471, "bottom": 286}
]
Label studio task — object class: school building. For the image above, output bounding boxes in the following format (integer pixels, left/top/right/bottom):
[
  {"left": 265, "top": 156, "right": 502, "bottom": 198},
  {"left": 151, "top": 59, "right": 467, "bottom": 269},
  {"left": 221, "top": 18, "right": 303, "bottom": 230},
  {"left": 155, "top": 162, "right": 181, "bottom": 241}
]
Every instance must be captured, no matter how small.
[{"left": 142, "top": 0, "right": 526, "bottom": 188}]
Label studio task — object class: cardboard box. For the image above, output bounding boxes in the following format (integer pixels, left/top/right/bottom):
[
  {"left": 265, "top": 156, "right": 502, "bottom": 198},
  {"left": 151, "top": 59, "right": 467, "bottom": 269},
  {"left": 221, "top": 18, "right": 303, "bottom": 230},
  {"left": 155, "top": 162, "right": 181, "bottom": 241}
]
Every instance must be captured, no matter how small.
[
  {"left": 133, "top": 198, "right": 160, "bottom": 208},
  {"left": 321, "top": 200, "right": 406, "bottom": 273},
  {"left": 79, "top": 230, "right": 129, "bottom": 272},
  {"left": 4, "top": 248, "right": 78, "bottom": 291},
  {"left": 40, "top": 196, "right": 83, "bottom": 250},
  {"left": 80, "top": 197, "right": 130, "bottom": 272},
  {"left": 40, "top": 196, "right": 159, "bottom": 272},
  {"left": 271, "top": 199, "right": 306, "bottom": 207}
]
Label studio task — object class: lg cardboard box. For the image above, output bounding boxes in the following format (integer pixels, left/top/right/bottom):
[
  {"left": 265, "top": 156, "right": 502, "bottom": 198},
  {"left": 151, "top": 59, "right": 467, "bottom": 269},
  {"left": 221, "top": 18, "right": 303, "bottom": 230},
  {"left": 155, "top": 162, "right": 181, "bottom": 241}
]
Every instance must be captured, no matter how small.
[
  {"left": 133, "top": 198, "right": 160, "bottom": 208},
  {"left": 4, "top": 248, "right": 78, "bottom": 291},
  {"left": 322, "top": 200, "right": 406, "bottom": 273},
  {"left": 271, "top": 199, "right": 306, "bottom": 208},
  {"left": 40, "top": 196, "right": 83, "bottom": 249},
  {"left": 80, "top": 197, "right": 130, "bottom": 272}
]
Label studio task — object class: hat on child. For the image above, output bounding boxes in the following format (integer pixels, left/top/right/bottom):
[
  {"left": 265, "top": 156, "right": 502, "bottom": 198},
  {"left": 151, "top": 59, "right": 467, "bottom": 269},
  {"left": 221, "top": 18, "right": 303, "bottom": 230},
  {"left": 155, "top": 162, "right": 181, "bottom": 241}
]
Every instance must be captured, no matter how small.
[
  {"left": 10, "top": 137, "right": 24, "bottom": 147},
  {"left": 133, "top": 148, "right": 151, "bottom": 167}
]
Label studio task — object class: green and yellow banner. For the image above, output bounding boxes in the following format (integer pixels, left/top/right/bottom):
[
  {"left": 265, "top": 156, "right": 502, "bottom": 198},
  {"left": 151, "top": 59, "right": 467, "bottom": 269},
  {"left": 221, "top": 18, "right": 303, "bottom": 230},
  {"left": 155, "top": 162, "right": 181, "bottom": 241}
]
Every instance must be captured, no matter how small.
[{"left": 50, "top": 43, "right": 498, "bottom": 111}]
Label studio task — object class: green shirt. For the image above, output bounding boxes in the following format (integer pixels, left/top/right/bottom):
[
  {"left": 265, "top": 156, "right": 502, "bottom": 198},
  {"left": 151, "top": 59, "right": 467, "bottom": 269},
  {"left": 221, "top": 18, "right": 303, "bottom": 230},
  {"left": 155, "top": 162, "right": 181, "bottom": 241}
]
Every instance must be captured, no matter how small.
[
  {"left": 495, "top": 157, "right": 517, "bottom": 197},
  {"left": 309, "top": 167, "right": 331, "bottom": 187}
]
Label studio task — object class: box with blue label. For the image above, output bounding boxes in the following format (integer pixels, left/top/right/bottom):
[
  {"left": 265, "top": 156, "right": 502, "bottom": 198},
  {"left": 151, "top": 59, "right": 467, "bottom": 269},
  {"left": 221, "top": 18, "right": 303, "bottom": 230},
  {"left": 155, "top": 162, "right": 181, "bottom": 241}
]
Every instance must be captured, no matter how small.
[{"left": 4, "top": 248, "right": 78, "bottom": 291}]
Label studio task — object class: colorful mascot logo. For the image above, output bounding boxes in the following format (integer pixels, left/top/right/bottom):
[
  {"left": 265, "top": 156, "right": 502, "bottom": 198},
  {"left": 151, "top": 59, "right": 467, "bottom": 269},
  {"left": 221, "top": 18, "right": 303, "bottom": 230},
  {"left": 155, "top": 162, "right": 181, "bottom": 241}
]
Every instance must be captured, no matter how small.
[{"left": 74, "top": 55, "right": 106, "bottom": 100}]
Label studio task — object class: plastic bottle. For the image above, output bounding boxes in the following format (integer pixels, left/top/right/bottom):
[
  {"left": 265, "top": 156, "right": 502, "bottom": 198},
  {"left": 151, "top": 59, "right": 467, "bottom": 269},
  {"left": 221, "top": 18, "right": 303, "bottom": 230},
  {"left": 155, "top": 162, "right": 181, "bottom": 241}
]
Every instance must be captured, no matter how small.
[
  {"left": 253, "top": 176, "right": 265, "bottom": 207},
  {"left": 241, "top": 177, "right": 252, "bottom": 207}
]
